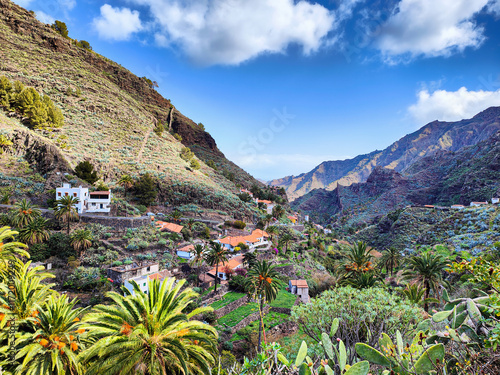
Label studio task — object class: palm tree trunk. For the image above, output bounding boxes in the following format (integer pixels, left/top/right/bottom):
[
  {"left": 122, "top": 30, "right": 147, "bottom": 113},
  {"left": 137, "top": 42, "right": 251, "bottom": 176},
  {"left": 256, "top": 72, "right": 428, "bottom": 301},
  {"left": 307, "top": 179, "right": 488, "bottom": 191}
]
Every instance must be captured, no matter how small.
[
  {"left": 257, "top": 296, "right": 264, "bottom": 352},
  {"left": 67, "top": 218, "right": 70, "bottom": 235},
  {"left": 214, "top": 263, "right": 218, "bottom": 293},
  {"left": 424, "top": 280, "right": 430, "bottom": 313},
  {"left": 196, "top": 265, "right": 200, "bottom": 287}
]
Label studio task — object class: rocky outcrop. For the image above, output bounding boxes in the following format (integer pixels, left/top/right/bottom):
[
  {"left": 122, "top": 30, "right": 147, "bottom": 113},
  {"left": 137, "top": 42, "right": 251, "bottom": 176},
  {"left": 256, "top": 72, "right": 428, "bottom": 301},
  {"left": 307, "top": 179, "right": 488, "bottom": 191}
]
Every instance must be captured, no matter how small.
[{"left": 8, "top": 129, "right": 71, "bottom": 174}]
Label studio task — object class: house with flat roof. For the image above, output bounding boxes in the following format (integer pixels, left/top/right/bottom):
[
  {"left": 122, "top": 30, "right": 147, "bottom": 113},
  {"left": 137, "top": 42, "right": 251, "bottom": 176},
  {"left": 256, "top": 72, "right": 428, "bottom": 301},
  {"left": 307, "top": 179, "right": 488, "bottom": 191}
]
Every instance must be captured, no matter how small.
[
  {"left": 56, "top": 183, "right": 88, "bottom": 213},
  {"left": 55, "top": 183, "right": 112, "bottom": 213},
  {"left": 124, "top": 270, "right": 171, "bottom": 295},
  {"left": 470, "top": 202, "right": 488, "bottom": 207},
  {"left": 107, "top": 262, "right": 159, "bottom": 284},
  {"left": 87, "top": 191, "right": 112, "bottom": 213}
]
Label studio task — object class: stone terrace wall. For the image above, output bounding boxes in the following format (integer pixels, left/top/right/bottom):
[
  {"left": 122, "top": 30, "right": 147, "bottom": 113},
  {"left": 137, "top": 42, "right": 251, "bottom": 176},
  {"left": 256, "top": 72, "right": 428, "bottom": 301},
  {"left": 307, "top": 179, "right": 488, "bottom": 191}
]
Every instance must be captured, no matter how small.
[
  {"left": 214, "top": 296, "right": 249, "bottom": 319},
  {"left": 80, "top": 214, "right": 149, "bottom": 229},
  {"left": 230, "top": 305, "right": 270, "bottom": 334}
]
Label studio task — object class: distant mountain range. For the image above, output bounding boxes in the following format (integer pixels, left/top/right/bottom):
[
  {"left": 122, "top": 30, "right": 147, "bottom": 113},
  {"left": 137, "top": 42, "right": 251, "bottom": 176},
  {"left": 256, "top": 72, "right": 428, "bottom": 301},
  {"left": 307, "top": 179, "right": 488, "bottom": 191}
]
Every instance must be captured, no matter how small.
[
  {"left": 292, "top": 127, "right": 500, "bottom": 225},
  {"left": 269, "top": 107, "right": 500, "bottom": 202}
]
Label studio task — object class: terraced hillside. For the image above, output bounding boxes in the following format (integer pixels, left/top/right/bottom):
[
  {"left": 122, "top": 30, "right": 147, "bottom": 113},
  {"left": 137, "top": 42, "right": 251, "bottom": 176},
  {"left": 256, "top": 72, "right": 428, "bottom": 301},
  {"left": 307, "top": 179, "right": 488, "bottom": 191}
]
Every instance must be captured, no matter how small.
[{"left": 0, "top": 0, "right": 262, "bottom": 217}]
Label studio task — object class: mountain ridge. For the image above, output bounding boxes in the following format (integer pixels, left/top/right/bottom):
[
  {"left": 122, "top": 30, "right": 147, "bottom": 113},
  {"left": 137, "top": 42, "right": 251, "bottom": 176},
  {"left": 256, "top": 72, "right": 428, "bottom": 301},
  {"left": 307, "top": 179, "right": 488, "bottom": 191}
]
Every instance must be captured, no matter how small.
[{"left": 269, "top": 107, "right": 500, "bottom": 201}]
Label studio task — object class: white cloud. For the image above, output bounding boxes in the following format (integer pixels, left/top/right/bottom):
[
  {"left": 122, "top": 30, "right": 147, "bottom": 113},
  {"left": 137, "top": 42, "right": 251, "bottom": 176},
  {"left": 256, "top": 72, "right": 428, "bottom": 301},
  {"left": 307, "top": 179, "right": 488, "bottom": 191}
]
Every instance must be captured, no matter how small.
[
  {"left": 35, "top": 10, "right": 55, "bottom": 24},
  {"left": 128, "top": 0, "right": 336, "bottom": 65},
  {"left": 408, "top": 87, "right": 500, "bottom": 124},
  {"left": 488, "top": 0, "right": 500, "bottom": 14},
  {"left": 92, "top": 4, "right": 143, "bottom": 41},
  {"left": 58, "top": 0, "right": 76, "bottom": 10},
  {"left": 375, "top": 0, "right": 489, "bottom": 59}
]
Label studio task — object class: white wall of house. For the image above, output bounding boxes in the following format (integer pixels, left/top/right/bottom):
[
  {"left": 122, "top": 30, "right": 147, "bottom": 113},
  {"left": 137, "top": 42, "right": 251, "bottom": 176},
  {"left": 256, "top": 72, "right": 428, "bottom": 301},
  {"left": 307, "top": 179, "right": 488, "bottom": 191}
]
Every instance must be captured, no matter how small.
[
  {"left": 177, "top": 250, "right": 193, "bottom": 259},
  {"left": 492, "top": 198, "right": 499, "bottom": 204},
  {"left": 124, "top": 275, "right": 149, "bottom": 295},
  {"left": 86, "top": 193, "right": 112, "bottom": 213},
  {"left": 55, "top": 183, "right": 88, "bottom": 213}
]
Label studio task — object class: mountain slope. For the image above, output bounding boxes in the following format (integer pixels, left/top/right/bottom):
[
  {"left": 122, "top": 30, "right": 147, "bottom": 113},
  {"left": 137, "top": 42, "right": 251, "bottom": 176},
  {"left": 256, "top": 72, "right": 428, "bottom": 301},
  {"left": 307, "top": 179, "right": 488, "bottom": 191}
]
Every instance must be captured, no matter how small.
[
  {"left": 293, "top": 130, "right": 500, "bottom": 225},
  {"left": 270, "top": 107, "right": 500, "bottom": 201},
  {"left": 0, "top": 0, "right": 262, "bottom": 217}
]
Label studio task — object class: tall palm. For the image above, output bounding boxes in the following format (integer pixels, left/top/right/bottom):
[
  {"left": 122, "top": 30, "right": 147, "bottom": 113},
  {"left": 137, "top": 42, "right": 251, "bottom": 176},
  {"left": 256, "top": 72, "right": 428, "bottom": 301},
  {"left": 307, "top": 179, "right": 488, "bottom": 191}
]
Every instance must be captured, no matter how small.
[
  {"left": 271, "top": 205, "right": 284, "bottom": 219},
  {"left": 54, "top": 195, "right": 79, "bottom": 234},
  {"left": 343, "top": 241, "right": 374, "bottom": 273},
  {"left": 13, "top": 295, "right": 88, "bottom": 375},
  {"left": 262, "top": 214, "right": 273, "bottom": 229},
  {"left": 279, "top": 233, "right": 293, "bottom": 254},
  {"left": 0, "top": 226, "right": 29, "bottom": 275},
  {"left": 81, "top": 278, "right": 218, "bottom": 375},
  {"left": 70, "top": 229, "right": 93, "bottom": 258},
  {"left": 190, "top": 243, "right": 205, "bottom": 287},
  {"left": 245, "top": 260, "right": 282, "bottom": 352},
  {"left": 380, "top": 247, "right": 402, "bottom": 276},
  {"left": 18, "top": 217, "right": 49, "bottom": 245},
  {"left": 117, "top": 174, "right": 134, "bottom": 197},
  {"left": 266, "top": 225, "right": 278, "bottom": 245},
  {"left": 204, "top": 242, "right": 229, "bottom": 293},
  {"left": 10, "top": 198, "right": 41, "bottom": 229},
  {"left": 186, "top": 218, "right": 195, "bottom": 231},
  {"left": 403, "top": 252, "right": 449, "bottom": 312}
]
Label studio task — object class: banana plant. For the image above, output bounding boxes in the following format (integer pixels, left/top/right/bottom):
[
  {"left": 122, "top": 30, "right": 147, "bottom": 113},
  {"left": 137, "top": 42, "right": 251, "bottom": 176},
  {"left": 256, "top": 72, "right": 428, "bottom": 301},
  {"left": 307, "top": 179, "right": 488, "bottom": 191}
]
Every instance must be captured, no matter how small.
[{"left": 355, "top": 330, "right": 445, "bottom": 374}]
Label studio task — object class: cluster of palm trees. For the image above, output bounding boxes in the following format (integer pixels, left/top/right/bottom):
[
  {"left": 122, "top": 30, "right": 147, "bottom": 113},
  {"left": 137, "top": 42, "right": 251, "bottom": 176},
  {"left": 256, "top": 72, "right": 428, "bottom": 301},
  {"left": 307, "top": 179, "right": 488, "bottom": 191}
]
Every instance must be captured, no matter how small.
[
  {"left": 3, "top": 198, "right": 93, "bottom": 259},
  {"left": 0, "top": 227, "right": 219, "bottom": 374},
  {"left": 338, "top": 241, "right": 450, "bottom": 312}
]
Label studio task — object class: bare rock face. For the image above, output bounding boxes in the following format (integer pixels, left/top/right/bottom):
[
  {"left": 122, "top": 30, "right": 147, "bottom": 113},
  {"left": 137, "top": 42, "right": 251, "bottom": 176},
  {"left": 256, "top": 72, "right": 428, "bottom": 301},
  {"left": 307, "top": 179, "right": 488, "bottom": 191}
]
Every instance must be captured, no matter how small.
[{"left": 9, "top": 129, "right": 71, "bottom": 174}]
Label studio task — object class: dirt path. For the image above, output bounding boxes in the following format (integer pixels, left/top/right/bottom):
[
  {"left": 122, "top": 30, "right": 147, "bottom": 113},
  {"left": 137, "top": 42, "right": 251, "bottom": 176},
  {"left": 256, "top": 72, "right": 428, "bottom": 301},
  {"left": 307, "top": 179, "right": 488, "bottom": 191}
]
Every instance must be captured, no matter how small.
[{"left": 136, "top": 123, "right": 153, "bottom": 163}]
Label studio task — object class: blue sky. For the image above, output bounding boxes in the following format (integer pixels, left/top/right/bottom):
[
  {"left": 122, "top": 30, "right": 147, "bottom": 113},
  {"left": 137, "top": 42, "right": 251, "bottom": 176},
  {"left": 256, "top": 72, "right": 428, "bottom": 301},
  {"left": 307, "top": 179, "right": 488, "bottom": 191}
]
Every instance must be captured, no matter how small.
[{"left": 13, "top": 0, "right": 500, "bottom": 180}]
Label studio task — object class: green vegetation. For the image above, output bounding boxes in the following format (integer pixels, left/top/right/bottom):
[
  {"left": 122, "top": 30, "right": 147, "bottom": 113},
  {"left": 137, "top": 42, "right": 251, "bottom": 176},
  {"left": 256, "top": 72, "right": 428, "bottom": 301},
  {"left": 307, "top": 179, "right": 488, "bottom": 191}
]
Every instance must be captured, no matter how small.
[
  {"left": 210, "top": 292, "right": 246, "bottom": 310},
  {"left": 269, "top": 287, "right": 297, "bottom": 309},
  {"left": 217, "top": 302, "right": 259, "bottom": 327},
  {"left": 74, "top": 160, "right": 98, "bottom": 184},
  {"left": 133, "top": 172, "right": 158, "bottom": 206},
  {"left": 0, "top": 75, "right": 64, "bottom": 129}
]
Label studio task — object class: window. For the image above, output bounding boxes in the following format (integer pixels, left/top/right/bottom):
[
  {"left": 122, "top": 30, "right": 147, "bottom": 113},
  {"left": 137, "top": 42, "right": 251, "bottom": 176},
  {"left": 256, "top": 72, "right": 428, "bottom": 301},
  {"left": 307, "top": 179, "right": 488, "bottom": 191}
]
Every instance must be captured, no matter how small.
[
  {"left": 57, "top": 192, "right": 61, "bottom": 197},
  {"left": 219, "top": 273, "right": 224, "bottom": 278},
  {"left": 73, "top": 193, "right": 77, "bottom": 197},
  {"left": 146, "top": 267, "right": 150, "bottom": 272},
  {"left": 65, "top": 192, "right": 68, "bottom": 196}
]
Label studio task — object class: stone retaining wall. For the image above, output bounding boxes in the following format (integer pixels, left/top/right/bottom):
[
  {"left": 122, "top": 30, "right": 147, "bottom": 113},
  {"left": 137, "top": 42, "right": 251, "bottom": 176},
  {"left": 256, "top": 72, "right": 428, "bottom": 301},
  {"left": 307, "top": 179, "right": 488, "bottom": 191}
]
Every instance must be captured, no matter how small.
[
  {"left": 231, "top": 305, "right": 270, "bottom": 334},
  {"left": 214, "top": 296, "right": 249, "bottom": 319},
  {"left": 79, "top": 215, "right": 149, "bottom": 229}
]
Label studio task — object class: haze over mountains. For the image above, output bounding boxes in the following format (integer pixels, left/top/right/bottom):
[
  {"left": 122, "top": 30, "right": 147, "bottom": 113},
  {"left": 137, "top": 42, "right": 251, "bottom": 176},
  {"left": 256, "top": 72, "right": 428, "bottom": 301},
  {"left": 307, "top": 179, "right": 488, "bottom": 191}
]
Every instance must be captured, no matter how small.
[{"left": 269, "top": 107, "right": 500, "bottom": 202}]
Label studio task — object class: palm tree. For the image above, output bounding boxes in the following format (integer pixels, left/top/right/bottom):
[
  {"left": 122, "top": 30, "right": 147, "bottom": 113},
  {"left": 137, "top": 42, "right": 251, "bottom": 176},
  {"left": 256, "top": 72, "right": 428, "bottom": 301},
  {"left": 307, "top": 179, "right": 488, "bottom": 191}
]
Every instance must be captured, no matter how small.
[
  {"left": 117, "top": 174, "right": 134, "bottom": 198},
  {"left": 245, "top": 260, "right": 282, "bottom": 352},
  {"left": 204, "top": 242, "right": 229, "bottom": 293},
  {"left": 18, "top": 217, "right": 49, "bottom": 245},
  {"left": 0, "top": 226, "right": 29, "bottom": 275},
  {"left": 170, "top": 210, "right": 182, "bottom": 223},
  {"left": 343, "top": 241, "right": 374, "bottom": 273},
  {"left": 271, "top": 205, "right": 284, "bottom": 219},
  {"left": 70, "top": 229, "right": 93, "bottom": 258},
  {"left": 54, "top": 195, "right": 79, "bottom": 234},
  {"left": 13, "top": 294, "right": 88, "bottom": 375},
  {"left": 81, "top": 278, "right": 218, "bottom": 375},
  {"left": 279, "top": 233, "right": 293, "bottom": 254},
  {"left": 190, "top": 243, "right": 205, "bottom": 287},
  {"left": 380, "top": 247, "right": 402, "bottom": 276},
  {"left": 340, "top": 271, "right": 381, "bottom": 289},
  {"left": 266, "top": 225, "right": 279, "bottom": 245},
  {"left": 186, "top": 218, "right": 195, "bottom": 231},
  {"left": 0, "top": 262, "right": 54, "bottom": 327},
  {"left": 9, "top": 198, "right": 41, "bottom": 229},
  {"left": 403, "top": 252, "right": 449, "bottom": 312},
  {"left": 262, "top": 214, "right": 273, "bottom": 229}
]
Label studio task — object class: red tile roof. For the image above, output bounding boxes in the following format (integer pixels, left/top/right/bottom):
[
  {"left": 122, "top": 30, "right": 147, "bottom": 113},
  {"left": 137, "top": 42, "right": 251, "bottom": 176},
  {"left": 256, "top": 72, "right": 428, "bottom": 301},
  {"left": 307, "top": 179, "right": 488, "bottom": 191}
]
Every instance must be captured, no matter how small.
[
  {"left": 290, "top": 279, "right": 308, "bottom": 288},
  {"left": 156, "top": 221, "right": 184, "bottom": 233},
  {"left": 208, "top": 255, "right": 244, "bottom": 276},
  {"left": 218, "top": 229, "right": 269, "bottom": 247},
  {"left": 148, "top": 270, "right": 170, "bottom": 281}
]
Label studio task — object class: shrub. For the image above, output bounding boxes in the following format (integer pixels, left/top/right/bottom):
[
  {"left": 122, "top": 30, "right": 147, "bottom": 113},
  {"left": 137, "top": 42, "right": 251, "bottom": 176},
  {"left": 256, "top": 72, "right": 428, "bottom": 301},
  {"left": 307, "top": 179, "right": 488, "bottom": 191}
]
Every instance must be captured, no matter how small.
[
  {"left": 111, "top": 261, "right": 123, "bottom": 267},
  {"left": 233, "top": 220, "right": 246, "bottom": 229},
  {"left": 222, "top": 341, "right": 233, "bottom": 351},
  {"left": 292, "top": 286, "right": 424, "bottom": 363},
  {"left": 47, "top": 232, "right": 74, "bottom": 260},
  {"left": 133, "top": 173, "right": 158, "bottom": 206},
  {"left": 203, "top": 311, "right": 217, "bottom": 324},
  {"left": 137, "top": 241, "right": 149, "bottom": 249},
  {"left": 29, "top": 243, "right": 50, "bottom": 262},
  {"left": 75, "top": 161, "right": 98, "bottom": 184}
]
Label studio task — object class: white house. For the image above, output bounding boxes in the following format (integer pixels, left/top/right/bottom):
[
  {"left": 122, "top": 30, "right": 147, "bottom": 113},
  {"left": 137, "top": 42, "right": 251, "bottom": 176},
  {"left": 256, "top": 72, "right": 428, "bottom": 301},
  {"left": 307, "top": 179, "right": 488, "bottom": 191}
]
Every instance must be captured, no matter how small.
[
  {"left": 56, "top": 183, "right": 88, "bottom": 213},
  {"left": 217, "top": 229, "right": 269, "bottom": 251},
  {"left": 55, "top": 183, "right": 112, "bottom": 213},
  {"left": 86, "top": 191, "right": 112, "bottom": 213},
  {"left": 255, "top": 199, "right": 275, "bottom": 215},
  {"left": 451, "top": 205, "right": 465, "bottom": 209},
  {"left": 470, "top": 202, "right": 488, "bottom": 207},
  {"left": 177, "top": 244, "right": 195, "bottom": 260},
  {"left": 207, "top": 255, "right": 243, "bottom": 281},
  {"left": 492, "top": 198, "right": 499, "bottom": 204},
  {"left": 124, "top": 270, "right": 171, "bottom": 295}
]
